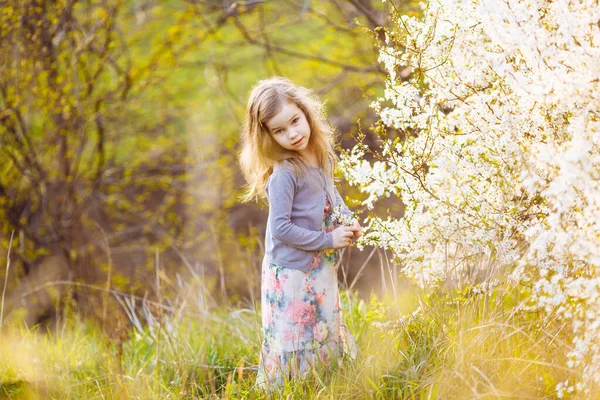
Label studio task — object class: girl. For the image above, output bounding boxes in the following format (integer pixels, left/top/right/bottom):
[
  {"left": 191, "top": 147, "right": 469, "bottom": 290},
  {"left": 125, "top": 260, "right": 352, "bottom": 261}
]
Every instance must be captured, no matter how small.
[{"left": 238, "top": 76, "right": 362, "bottom": 391}]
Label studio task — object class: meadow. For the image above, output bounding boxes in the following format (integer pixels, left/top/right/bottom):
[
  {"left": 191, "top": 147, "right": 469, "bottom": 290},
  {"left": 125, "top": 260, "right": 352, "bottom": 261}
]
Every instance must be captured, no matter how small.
[{"left": 1, "top": 252, "right": 578, "bottom": 399}]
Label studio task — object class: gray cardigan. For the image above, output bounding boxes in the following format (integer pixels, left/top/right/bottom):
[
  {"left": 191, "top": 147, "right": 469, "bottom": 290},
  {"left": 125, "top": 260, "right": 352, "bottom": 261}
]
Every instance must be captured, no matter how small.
[{"left": 264, "top": 159, "right": 352, "bottom": 272}]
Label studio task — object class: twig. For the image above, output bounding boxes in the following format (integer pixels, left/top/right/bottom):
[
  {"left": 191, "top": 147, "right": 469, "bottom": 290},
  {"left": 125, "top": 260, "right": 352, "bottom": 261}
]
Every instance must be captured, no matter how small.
[
  {"left": 154, "top": 247, "right": 163, "bottom": 393},
  {"left": 348, "top": 246, "right": 377, "bottom": 292},
  {"left": 0, "top": 230, "right": 15, "bottom": 336}
]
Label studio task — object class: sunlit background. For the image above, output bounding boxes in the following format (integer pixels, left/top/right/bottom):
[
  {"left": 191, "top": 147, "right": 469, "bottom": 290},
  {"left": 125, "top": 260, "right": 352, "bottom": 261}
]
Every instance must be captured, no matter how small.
[
  {"left": 2, "top": 0, "right": 596, "bottom": 398},
  {"left": 0, "top": 0, "right": 403, "bottom": 326}
]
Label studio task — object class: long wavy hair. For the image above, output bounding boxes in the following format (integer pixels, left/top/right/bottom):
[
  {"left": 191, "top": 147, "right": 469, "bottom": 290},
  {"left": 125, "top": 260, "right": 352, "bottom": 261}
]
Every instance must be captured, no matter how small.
[{"left": 238, "top": 76, "right": 339, "bottom": 203}]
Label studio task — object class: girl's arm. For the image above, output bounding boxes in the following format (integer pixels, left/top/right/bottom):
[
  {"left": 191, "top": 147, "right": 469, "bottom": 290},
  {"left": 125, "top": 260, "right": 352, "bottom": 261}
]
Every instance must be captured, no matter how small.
[
  {"left": 330, "top": 156, "right": 352, "bottom": 216},
  {"left": 267, "top": 170, "right": 333, "bottom": 251},
  {"left": 334, "top": 184, "right": 362, "bottom": 239}
]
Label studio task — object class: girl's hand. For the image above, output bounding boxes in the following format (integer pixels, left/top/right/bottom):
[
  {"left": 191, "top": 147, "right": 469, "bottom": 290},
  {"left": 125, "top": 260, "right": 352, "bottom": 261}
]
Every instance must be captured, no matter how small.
[
  {"left": 350, "top": 219, "right": 363, "bottom": 239},
  {"left": 332, "top": 226, "right": 358, "bottom": 249}
]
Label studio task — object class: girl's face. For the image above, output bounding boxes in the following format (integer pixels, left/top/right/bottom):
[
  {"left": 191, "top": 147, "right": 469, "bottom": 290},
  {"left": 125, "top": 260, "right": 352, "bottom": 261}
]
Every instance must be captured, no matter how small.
[{"left": 265, "top": 100, "right": 312, "bottom": 155}]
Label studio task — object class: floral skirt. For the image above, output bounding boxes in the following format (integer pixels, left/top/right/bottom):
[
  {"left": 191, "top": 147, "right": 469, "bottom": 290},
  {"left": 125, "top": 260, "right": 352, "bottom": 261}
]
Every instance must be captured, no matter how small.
[{"left": 256, "top": 196, "right": 357, "bottom": 391}]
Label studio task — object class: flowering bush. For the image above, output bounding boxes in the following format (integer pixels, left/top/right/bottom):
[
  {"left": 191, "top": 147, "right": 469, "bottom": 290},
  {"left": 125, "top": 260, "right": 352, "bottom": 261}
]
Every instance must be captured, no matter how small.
[
  {"left": 332, "top": 205, "right": 357, "bottom": 227},
  {"left": 340, "top": 0, "right": 600, "bottom": 395}
]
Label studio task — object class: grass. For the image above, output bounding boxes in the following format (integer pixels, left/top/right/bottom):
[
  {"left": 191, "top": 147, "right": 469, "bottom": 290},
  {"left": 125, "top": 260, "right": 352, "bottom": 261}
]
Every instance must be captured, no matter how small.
[
  {"left": 0, "top": 233, "right": 592, "bottom": 399},
  {"left": 0, "top": 277, "right": 589, "bottom": 399}
]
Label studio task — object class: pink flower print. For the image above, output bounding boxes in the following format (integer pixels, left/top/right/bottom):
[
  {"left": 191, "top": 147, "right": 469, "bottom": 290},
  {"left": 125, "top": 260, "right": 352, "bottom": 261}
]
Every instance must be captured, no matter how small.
[
  {"left": 309, "top": 254, "right": 321, "bottom": 270},
  {"left": 270, "top": 276, "right": 283, "bottom": 300},
  {"left": 304, "top": 282, "right": 315, "bottom": 296},
  {"left": 318, "top": 346, "right": 331, "bottom": 364},
  {"left": 274, "top": 277, "right": 282, "bottom": 292},
  {"left": 287, "top": 301, "right": 316, "bottom": 328},
  {"left": 313, "top": 321, "right": 329, "bottom": 342},
  {"left": 266, "top": 269, "right": 276, "bottom": 286},
  {"left": 315, "top": 291, "right": 326, "bottom": 306},
  {"left": 300, "top": 304, "right": 316, "bottom": 327},
  {"left": 265, "top": 355, "right": 281, "bottom": 373},
  {"left": 282, "top": 328, "right": 298, "bottom": 343},
  {"left": 264, "top": 305, "right": 274, "bottom": 326}
]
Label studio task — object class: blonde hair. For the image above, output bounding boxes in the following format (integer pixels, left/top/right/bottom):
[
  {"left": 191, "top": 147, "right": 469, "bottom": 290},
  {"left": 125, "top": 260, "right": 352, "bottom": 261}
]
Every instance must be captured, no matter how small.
[{"left": 238, "top": 76, "right": 339, "bottom": 203}]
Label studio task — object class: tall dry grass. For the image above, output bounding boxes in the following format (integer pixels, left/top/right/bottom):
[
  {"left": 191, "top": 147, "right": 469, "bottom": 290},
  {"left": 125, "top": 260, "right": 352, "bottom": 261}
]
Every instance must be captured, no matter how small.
[{"left": 0, "top": 240, "right": 588, "bottom": 399}]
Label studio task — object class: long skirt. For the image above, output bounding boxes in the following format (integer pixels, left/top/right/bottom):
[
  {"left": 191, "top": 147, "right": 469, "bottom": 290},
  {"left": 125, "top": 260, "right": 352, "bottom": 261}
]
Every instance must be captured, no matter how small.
[{"left": 256, "top": 196, "right": 357, "bottom": 391}]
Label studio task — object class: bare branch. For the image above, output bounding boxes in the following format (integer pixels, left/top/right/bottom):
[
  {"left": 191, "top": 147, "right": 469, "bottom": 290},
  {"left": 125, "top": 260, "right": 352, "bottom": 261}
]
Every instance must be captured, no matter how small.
[{"left": 232, "top": 15, "right": 382, "bottom": 74}]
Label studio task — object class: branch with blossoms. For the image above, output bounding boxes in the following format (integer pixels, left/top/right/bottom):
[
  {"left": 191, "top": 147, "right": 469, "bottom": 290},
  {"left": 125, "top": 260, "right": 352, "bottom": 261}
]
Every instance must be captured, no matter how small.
[{"left": 341, "top": 0, "right": 600, "bottom": 395}]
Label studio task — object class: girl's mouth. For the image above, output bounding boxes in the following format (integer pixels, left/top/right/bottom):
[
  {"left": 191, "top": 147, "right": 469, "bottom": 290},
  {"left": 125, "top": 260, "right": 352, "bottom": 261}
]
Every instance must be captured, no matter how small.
[{"left": 292, "top": 137, "right": 303, "bottom": 146}]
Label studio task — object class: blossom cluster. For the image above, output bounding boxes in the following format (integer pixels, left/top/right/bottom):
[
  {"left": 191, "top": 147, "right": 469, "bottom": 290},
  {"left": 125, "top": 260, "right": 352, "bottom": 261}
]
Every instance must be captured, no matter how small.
[
  {"left": 331, "top": 205, "right": 357, "bottom": 227},
  {"left": 371, "top": 306, "right": 422, "bottom": 332},
  {"left": 341, "top": 0, "right": 600, "bottom": 394}
]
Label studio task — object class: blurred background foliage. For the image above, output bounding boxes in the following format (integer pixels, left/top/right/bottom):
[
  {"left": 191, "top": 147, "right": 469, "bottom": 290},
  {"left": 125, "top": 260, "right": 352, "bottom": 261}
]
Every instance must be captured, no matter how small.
[{"left": 0, "top": 0, "right": 414, "bottom": 332}]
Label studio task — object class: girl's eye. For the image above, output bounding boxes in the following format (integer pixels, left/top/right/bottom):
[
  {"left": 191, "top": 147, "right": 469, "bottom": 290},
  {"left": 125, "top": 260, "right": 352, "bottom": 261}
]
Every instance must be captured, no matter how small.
[{"left": 272, "top": 117, "right": 299, "bottom": 134}]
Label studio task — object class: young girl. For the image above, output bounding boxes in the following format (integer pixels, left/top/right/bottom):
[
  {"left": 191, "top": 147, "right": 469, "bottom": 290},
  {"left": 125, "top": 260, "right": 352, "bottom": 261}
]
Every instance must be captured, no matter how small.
[{"left": 238, "top": 76, "right": 362, "bottom": 391}]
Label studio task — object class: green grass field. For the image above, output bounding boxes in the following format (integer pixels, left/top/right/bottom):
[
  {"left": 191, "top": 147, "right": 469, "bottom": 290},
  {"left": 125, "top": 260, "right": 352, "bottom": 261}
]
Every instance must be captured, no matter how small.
[{"left": 0, "top": 279, "right": 582, "bottom": 399}]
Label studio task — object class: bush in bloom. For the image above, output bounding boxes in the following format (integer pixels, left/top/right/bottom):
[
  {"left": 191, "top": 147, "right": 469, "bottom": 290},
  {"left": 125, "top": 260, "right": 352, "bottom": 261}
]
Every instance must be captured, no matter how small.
[{"left": 340, "top": 0, "right": 600, "bottom": 395}]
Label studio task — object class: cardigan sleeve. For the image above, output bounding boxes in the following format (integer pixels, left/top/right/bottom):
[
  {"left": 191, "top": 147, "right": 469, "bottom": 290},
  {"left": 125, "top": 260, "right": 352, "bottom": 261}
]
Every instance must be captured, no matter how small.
[
  {"left": 334, "top": 186, "right": 353, "bottom": 216},
  {"left": 327, "top": 156, "right": 352, "bottom": 217},
  {"left": 267, "top": 169, "right": 333, "bottom": 251}
]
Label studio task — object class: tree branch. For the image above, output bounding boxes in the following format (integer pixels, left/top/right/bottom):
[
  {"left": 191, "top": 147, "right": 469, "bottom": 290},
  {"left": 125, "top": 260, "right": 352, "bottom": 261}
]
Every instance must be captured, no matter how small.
[{"left": 232, "top": 14, "right": 383, "bottom": 74}]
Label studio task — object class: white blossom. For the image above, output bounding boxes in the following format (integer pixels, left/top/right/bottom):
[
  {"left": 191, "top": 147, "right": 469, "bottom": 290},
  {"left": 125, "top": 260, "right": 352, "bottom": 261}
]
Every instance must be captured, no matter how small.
[{"left": 341, "top": 0, "right": 600, "bottom": 394}]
